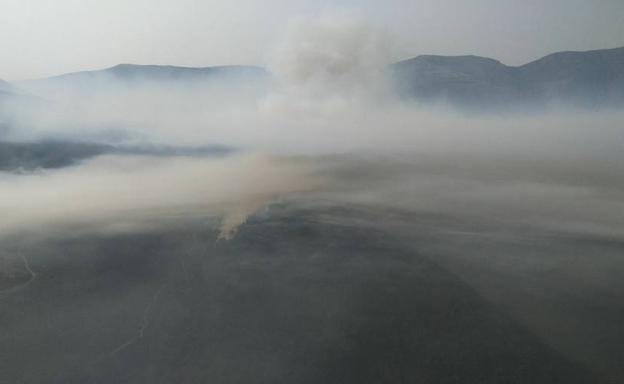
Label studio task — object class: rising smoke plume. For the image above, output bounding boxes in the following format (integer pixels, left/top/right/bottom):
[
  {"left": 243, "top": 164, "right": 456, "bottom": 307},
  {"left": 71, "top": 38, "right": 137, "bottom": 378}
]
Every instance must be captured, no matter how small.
[{"left": 0, "top": 153, "right": 321, "bottom": 238}]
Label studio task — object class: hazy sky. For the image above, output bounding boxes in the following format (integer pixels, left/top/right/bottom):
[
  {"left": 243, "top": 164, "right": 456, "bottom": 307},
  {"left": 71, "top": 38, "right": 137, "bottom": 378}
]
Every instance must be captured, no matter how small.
[{"left": 0, "top": 0, "right": 623, "bottom": 80}]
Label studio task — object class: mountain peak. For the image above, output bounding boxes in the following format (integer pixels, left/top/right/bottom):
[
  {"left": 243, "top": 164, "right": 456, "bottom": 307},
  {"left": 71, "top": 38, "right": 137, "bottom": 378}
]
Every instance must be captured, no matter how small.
[
  {"left": 406, "top": 54, "right": 504, "bottom": 65},
  {"left": 393, "top": 46, "right": 624, "bottom": 110}
]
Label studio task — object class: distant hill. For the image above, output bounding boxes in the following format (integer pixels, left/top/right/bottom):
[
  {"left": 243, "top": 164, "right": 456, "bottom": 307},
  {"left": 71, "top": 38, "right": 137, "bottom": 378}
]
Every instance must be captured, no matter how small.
[
  {"left": 0, "top": 140, "right": 232, "bottom": 172},
  {"left": 20, "top": 64, "right": 270, "bottom": 95},
  {"left": 5, "top": 47, "right": 624, "bottom": 111},
  {"left": 0, "top": 80, "right": 40, "bottom": 137},
  {"left": 41, "top": 64, "right": 267, "bottom": 83},
  {"left": 0, "top": 140, "right": 111, "bottom": 171},
  {"left": 0, "top": 79, "right": 15, "bottom": 97},
  {"left": 0, "top": 80, "right": 15, "bottom": 137},
  {"left": 0, "top": 79, "right": 27, "bottom": 103},
  {"left": 393, "top": 46, "right": 624, "bottom": 110}
]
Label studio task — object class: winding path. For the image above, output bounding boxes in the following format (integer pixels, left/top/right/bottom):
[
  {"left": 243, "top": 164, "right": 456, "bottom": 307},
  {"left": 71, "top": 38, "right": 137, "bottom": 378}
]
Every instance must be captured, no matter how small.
[{"left": 0, "top": 252, "right": 38, "bottom": 295}]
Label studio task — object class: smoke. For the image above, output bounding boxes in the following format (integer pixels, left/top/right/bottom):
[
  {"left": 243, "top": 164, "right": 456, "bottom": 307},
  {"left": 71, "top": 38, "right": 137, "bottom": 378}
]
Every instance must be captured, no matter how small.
[
  {"left": 0, "top": 13, "right": 623, "bottom": 239},
  {"left": 1, "top": 11, "right": 623, "bottom": 383},
  {"left": 318, "top": 153, "right": 624, "bottom": 239},
  {"left": 0, "top": 14, "right": 396, "bottom": 152},
  {"left": 262, "top": 13, "right": 392, "bottom": 114},
  {"left": 0, "top": 153, "right": 321, "bottom": 238},
  {"left": 0, "top": 13, "right": 621, "bottom": 157},
  {"left": 217, "top": 199, "right": 267, "bottom": 240}
]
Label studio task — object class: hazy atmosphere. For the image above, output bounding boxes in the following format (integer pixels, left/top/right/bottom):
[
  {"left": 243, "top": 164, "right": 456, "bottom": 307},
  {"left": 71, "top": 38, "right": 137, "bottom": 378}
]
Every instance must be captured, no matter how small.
[
  {"left": 1, "top": 2, "right": 623, "bottom": 383},
  {"left": 1, "top": 0, "right": 624, "bottom": 79}
]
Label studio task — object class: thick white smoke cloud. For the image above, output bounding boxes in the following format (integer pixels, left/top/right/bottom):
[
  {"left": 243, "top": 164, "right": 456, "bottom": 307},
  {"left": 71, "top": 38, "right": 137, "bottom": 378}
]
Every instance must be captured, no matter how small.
[
  {"left": 263, "top": 13, "right": 392, "bottom": 113},
  {"left": 0, "top": 154, "right": 322, "bottom": 238},
  {"left": 1, "top": 13, "right": 623, "bottom": 240}
]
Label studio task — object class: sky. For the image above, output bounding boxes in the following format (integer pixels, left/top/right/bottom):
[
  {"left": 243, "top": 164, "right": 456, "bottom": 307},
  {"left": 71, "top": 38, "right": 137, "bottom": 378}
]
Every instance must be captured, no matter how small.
[{"left": 0, "top": 0, "right": 623, "bottom": 80}]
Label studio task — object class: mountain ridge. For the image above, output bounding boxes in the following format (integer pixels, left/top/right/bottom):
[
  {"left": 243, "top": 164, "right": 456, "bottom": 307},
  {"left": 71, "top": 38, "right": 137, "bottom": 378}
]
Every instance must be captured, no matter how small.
[
  {"left": 17, "top": 64, "right": 271, "bottom": 97},
  {"left": 3, "top": 46, "right": 623, "bottom": 110},
  {"left": 33, "top": 63, "right": 268, "bottom": 82},
  {"left": 393, "top": 46, "right": 624, "bottom": 110}
]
